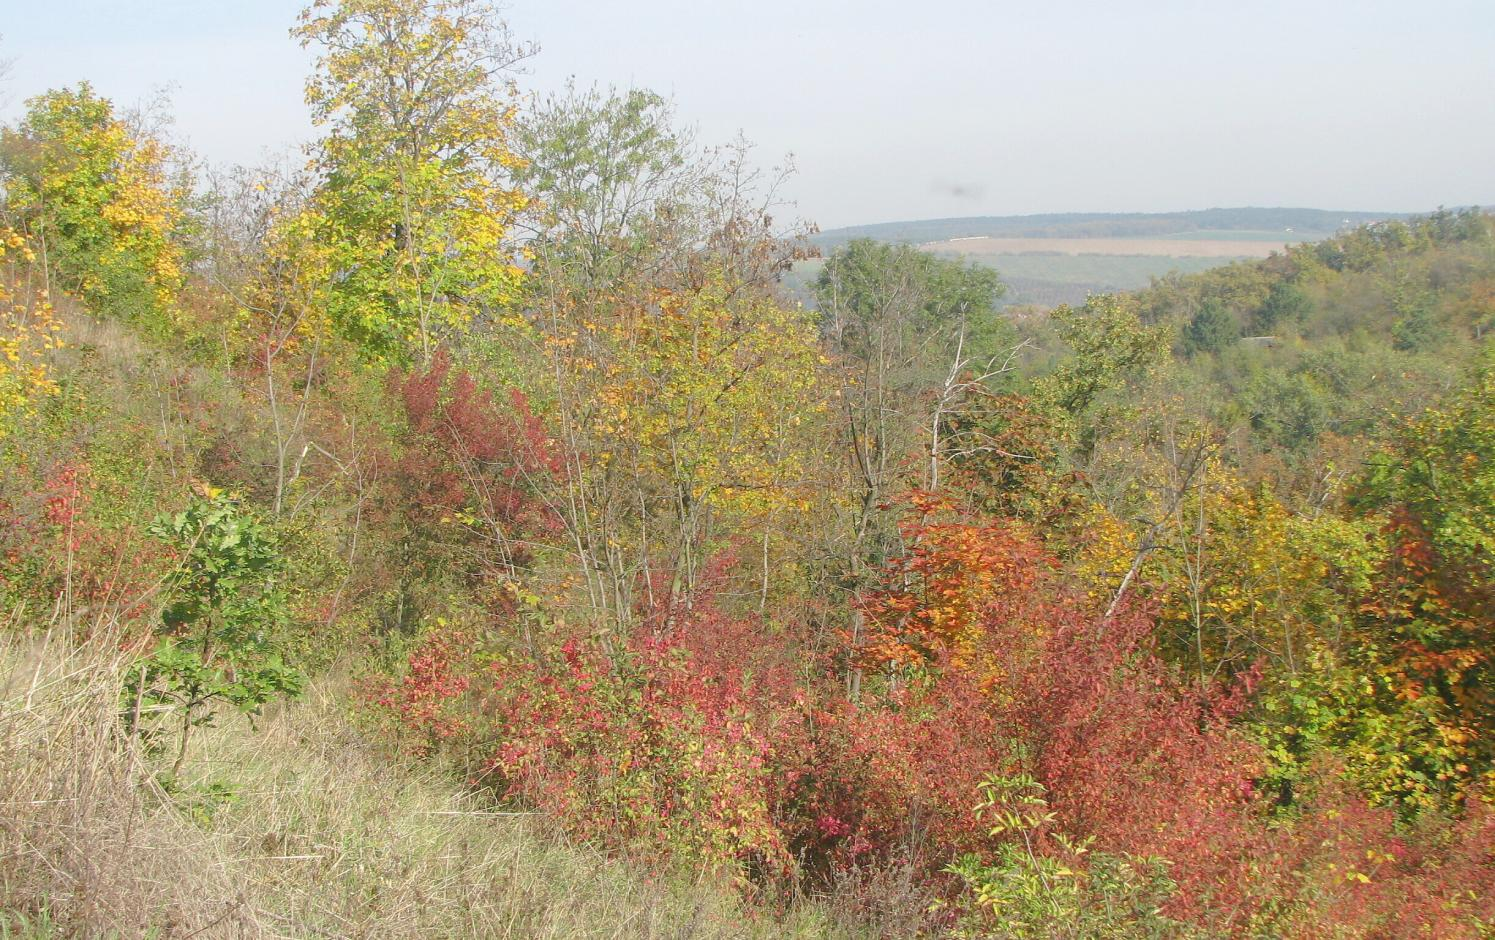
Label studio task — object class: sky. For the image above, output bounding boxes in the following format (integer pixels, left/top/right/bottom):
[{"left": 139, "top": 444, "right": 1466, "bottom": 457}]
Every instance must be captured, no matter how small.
[{"left": 2, "top": 0, "right": 1493, "bottom": 230}]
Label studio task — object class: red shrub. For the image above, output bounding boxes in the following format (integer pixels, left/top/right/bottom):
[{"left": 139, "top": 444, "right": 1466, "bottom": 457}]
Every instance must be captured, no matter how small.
[
  {"left": 861, "top": 496, "right": 1268, "bottom": 923},
  {"left": 2, "top": 460, "right": 164, "bottom": 635},
  {"left": 389, "top": 349, "right": 561, "bottom": 577},
  {"left": 368, "top": 496, "right": 1494, "bottom": 934},
  {"left": 1253, "top": 770, "right": 1495, "bottom": 938},
  {"left": 367, "top": 625, "right": 474, "bottom": 753},
  {"left": 1002, "top": 601, "right": 1266, "bottom": 923},
  {"left": 767, "top": 669, "right": 1008, "bottom": 880},
  {"left": 479, "top": 629, "right": 786, "bottom": 874}
]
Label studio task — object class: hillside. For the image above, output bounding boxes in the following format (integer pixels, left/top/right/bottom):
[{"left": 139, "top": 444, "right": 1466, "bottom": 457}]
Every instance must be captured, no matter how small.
[
  {"left": 808, "top": 208, "right": 1419, "bottom": 308},
  {"left": 2, "top": 4, "right": 1493, "bottom": 938},
  {"left": 811, "top": 207, "right": 1404, "bottom": 247}
]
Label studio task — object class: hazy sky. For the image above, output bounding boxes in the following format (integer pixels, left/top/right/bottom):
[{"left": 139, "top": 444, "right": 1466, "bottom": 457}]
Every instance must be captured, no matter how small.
[{"left": 3, "top": 0, "right": 1493, "bottom": 229}]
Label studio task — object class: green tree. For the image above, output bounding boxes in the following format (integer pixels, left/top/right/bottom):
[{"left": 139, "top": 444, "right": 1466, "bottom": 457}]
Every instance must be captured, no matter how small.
[
  {"left": 1035, "top": 294, "right": 1166, "bottom": 416},
  {"left": 1384, "top": 267, "right": 1445, "bottom": 353},
  {"left": 1390, "top": 307, "right": 1443, "bottom": 353},
  {"left": 512, "top": 85, "right": 702, "bottom": 293},
  {"left": 815, "top": 239, "right": 1006, "bottom": 365},
  {"left": 136, "top": 488, "right": 303, "bottom": 778},
  {"left": 1181, "top": 299, "right": 1238, "bottom": 356},
  {"left": 813, "top": 240, "right": 1010, "bottom": 512},
  {"left": 1252, "top": 280, "right": 1308, "bottom": 334},
  {"left": 514, "top": 84, "right": 807, "bottom": 309}
]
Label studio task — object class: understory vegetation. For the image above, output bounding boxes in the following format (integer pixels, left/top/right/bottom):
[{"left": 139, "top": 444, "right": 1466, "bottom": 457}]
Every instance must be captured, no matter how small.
[{"left": 1, "top": 2, "right": 1492, "bottom": 936}]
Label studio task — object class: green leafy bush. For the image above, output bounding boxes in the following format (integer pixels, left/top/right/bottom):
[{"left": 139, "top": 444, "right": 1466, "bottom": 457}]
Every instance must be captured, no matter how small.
[{"left": 132, "top": 488, "right": 302, "bottom": 776}]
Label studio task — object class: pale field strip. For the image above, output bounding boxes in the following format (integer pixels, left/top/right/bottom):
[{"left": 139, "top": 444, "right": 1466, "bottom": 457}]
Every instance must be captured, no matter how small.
[{"left": 921, "top": 236, "right": 1288, "bottom": 258}]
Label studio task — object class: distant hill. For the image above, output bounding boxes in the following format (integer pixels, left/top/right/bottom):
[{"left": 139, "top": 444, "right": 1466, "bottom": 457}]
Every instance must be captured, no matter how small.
[{"left": 812, "top": 208, "right": 1405, "bottom": 249}]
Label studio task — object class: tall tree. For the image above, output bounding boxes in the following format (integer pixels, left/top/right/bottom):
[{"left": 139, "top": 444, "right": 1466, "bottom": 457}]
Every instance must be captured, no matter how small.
[
  {"left": 294, "top": 0, "right": 532, "bottom": 360},
  {"left": 511, "top": 85, "right": 817, "bottom": 633},
  {"left": 815, "top": 241, "right": 1008, "bottom": 518},
  {"left": 512, "top": 85, "right": 704, "bottom": 294},
  {"left": 813, "top": 240, "right": 1008, "bottom": 690}
]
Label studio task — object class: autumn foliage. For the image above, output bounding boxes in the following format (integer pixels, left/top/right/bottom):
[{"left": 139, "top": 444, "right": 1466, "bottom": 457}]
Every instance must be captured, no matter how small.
[
  {"left": 389, "top": 349, "right": 562, "bottom": 582},
  {"left": 370, "top": 483, "right": 1494, "bottom": 931},
  {"left": 4, "top": 4, "right": 1494, "bottom": 936}
]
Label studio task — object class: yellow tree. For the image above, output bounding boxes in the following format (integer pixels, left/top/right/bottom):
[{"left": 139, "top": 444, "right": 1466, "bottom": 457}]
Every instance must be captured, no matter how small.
[
  {"left": 0, "top": 228, "right": 62, "bottom": 439},
  {"left": 294, "top": 0, "right": 531, "bottom": 360},
  {"left": 609, "top": 279, "right": 823, "bottom": 604},
  {"left": 0, "top": 83, "right": 184, "bottom": 331},
  {"left": 1143, "top": 470, "right": 1379, "bottom": 680},
  {"left": 512, "top": 86, "right": 825, "bottom": 630},
  {"left": 541, "top": 273, "right": 827, "bottom": 630}
]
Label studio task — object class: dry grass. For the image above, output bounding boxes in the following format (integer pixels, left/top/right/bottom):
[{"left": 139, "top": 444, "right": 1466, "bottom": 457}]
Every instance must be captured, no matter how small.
[{"left": 0, "top": 628, "right": 865, "bottom": 939}]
